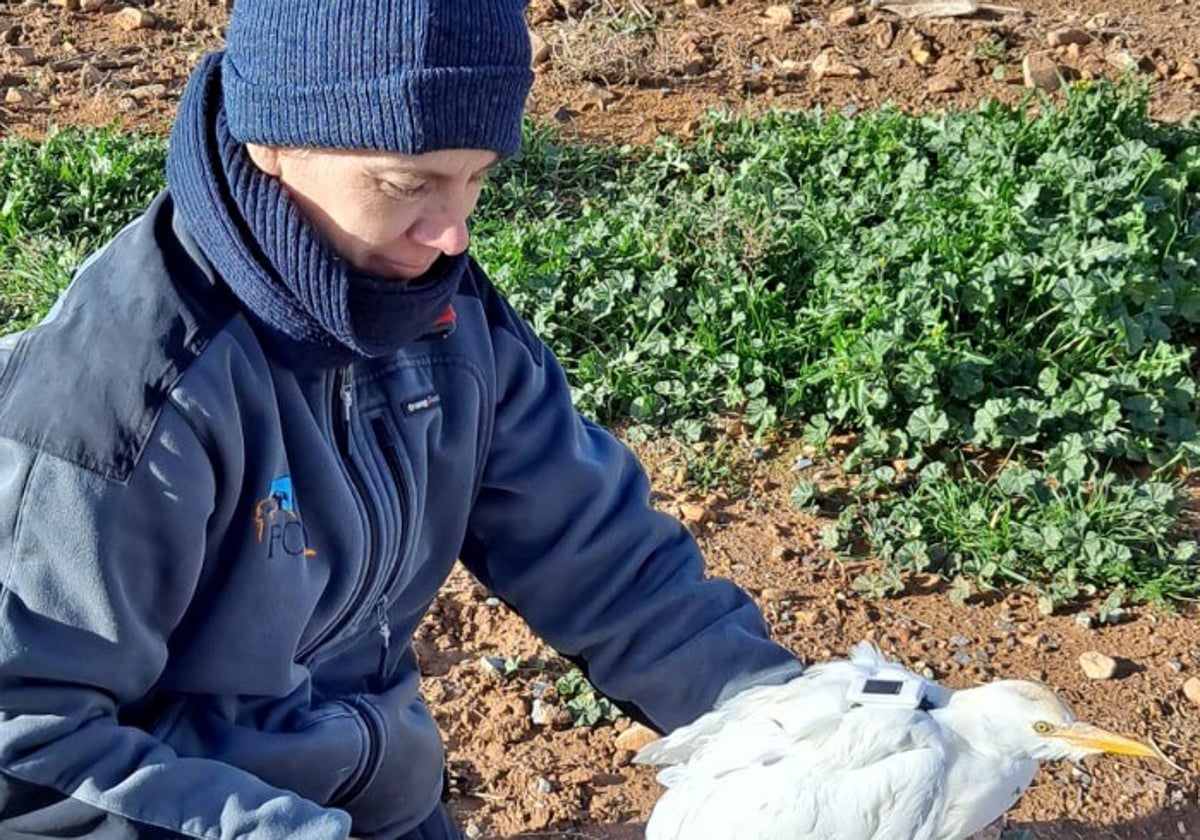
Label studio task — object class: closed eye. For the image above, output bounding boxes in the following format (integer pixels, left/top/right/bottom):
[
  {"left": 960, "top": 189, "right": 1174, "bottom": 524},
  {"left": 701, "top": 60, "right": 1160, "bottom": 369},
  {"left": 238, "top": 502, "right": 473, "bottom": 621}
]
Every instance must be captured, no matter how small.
[{"left": 377, "top": 178, "right": 425, "bottom": 200}]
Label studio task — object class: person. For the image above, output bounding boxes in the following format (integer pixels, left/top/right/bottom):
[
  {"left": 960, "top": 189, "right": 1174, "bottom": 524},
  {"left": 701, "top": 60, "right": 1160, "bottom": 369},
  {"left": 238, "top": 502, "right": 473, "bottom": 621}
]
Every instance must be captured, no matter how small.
[{"left": 0, "top": 1, "right": 803, "bottom": 838}]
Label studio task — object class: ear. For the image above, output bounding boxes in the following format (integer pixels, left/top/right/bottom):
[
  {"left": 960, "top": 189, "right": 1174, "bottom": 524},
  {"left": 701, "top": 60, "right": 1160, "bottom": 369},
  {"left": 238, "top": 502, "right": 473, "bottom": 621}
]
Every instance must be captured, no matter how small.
[{"left": 245, "top": 143, "right": 282, "bottom": 177}]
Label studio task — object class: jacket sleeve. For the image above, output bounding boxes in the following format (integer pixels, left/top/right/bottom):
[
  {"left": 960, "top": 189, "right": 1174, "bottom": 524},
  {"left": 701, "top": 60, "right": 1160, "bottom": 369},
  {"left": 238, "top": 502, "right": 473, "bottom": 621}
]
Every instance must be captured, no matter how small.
[
  {"left": 460, "top": 309, "right": 803, "bottom": 734},
  {"left": 0, "top": 404, "right": 350, "bottom": 840}
]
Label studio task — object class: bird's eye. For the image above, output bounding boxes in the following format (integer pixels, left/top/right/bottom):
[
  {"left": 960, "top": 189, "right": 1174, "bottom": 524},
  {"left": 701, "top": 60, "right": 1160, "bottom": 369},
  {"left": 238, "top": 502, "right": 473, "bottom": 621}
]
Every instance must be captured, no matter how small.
[{"left": 1033, "top": 721, "right": 1054, "bottom": 735}]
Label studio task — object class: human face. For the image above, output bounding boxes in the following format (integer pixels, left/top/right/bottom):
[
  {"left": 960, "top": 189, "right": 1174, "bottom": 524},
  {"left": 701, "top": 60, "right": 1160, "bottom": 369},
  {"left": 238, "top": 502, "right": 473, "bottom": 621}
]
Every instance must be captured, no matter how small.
[{"left": 246, "top": 145, "right": 498, "bottom": 282}]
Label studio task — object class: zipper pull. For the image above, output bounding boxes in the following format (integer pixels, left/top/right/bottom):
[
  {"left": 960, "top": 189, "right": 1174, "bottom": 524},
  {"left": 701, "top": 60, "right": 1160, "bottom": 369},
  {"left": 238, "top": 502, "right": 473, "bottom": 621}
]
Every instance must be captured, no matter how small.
[
  {"left": 340, "top": 369, "right": 354, "bottom": 424},
  {"left": 374, "top": 596, "right": 392, "bottom": 691},
  {"left": 375, "top": 595, "right": 392, "bottom": 647}
]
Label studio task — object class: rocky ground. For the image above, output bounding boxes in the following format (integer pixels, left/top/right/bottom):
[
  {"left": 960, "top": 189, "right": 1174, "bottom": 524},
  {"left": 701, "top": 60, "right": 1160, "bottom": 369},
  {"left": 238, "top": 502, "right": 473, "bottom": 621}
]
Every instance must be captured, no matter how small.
[{"left": 2, "top": 1, "right": 1199, "bottom": 838}]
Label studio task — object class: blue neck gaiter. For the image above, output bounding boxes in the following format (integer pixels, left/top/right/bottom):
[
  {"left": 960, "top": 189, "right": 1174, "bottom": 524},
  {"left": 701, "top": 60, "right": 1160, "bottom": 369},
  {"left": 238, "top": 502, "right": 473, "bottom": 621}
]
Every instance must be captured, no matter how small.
[{"left": 166, "top": 53, "right": 465, "bottom": 363}]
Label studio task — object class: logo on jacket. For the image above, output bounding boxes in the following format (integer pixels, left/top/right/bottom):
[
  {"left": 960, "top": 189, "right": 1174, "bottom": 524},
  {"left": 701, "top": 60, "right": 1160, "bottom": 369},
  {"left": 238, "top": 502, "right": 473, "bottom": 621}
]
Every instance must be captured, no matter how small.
[{"left": 255, "top": 475, "right": 316, "bottom": 559}]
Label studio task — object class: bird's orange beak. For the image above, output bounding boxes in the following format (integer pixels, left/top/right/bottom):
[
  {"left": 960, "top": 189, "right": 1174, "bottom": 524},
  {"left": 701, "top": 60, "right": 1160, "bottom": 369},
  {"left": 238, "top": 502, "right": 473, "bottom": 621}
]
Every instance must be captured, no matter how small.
[{"left": 1051, "top": 722, "right": 1158, "bottom": 758}]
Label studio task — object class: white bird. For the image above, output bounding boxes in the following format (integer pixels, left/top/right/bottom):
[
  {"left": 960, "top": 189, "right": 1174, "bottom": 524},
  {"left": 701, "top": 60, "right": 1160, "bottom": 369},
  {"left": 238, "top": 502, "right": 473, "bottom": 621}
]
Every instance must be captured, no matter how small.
[{"left": 635, "top": 642, "right": 1158, "bottom": 840}]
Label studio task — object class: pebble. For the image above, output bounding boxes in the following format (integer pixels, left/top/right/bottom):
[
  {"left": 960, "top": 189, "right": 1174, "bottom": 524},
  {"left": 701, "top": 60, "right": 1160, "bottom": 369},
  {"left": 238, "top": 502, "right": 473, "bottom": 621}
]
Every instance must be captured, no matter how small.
[
  {"left": 1183, "top": 677, "right": 1200, "bottom": 708},
  {"left": 477, "top": 655, "right": 507, "bottom": 677},
  {"left": 1180, "top": 60, "right": 1200, "bottom": 80},
  {"left": 1047, "top": 28, "right": 1092, "bottom": 48},
  {"left": 1075, "top": 612, "right": 1095, "bottom": 629},
  {"left": 4, "top": 87, "right": 28, "bottom": 105},
  {"left": 1023, "top": 51, "right": 1065, "bottom": 90},
  {"left": 909, "top": 38, "right": 936, "bottom": 67},
  {"left": 762, "top": 5, "right": 795, "bottom": 33},
  {"left": 1106, "top": 49, "right": 1144, "bottom": 73},
  {"left": 5, "top": 47, "right": 36, "bottom": 66},
  {"left": 530, "top": 32, "right": 550, "bottom": 66},
  {"left": 530, "top": 698, "right": 553, "bottom": 726},
  {"left": 484, "top": 596, "right": 501, "bottom": 608},
  {"left": 533, "top": 777, "right": 553, "bottom": 794},
  {"left": 1079, "top": 650, "right": 1119, "bottom": 680},
  {"left": 812, "top": 51, "right": 865, "bottom": 80},
  {"left": 829, "top": 6, "right": 862, "bottom": 27},
  {"left": 927, "top": 74, "right": 962, "bottom": 94},
  {"left": 614, "top": 722, "right": 659, "bottom": 752},
  {"left": 112, "top": 6, "right": 155, "bottom": 31}
]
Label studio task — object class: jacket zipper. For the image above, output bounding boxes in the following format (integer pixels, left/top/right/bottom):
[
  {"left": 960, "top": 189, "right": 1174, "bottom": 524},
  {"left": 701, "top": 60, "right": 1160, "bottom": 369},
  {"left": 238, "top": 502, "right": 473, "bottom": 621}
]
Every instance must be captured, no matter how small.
[
  {"left": 369, "top": 415, "right": 416, "bottom": 687},
  {"left": 296, "top": 366, "right": 379, "bottom": 663}
]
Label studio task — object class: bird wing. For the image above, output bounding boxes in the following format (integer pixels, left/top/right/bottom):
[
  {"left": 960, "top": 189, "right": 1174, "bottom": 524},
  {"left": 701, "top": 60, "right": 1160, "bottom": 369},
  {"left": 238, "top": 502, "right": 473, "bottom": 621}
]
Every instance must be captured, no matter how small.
[{"left": 645, "top": 711, "right": 949, "bottom": 840}]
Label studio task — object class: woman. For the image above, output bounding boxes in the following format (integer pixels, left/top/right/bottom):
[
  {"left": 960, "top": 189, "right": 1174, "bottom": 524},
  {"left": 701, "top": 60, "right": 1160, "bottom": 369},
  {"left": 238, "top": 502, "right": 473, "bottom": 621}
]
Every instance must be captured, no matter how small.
[{"left": 0, "top": 1, "right": 802, "bottom": 837}]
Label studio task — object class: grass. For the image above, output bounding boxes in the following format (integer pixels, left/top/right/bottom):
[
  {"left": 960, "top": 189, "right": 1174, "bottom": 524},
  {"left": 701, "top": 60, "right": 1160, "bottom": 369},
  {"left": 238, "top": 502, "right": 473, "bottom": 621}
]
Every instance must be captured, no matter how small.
[{"left": 3, "top": 82, "right": 1199, "bottom": 610}]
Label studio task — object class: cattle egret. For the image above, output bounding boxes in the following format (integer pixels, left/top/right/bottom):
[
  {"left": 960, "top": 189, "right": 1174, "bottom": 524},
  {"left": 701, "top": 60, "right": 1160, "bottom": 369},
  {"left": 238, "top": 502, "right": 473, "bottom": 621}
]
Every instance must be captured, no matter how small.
[{"left": 635, "top": 642, "right": 1158, "bottom": 840}]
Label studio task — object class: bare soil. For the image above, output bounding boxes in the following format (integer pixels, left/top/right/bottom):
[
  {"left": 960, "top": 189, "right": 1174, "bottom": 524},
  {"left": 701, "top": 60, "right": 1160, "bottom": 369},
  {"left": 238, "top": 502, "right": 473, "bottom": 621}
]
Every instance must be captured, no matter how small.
[{"left": 2, "top": 2, "right": 1198, "bottom": 838}]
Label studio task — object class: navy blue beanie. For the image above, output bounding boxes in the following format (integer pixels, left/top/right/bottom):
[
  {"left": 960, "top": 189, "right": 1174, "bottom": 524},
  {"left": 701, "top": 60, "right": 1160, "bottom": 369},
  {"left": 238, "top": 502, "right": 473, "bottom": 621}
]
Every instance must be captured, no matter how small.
[{"left": 221, "top": 0, "right": 534, "bottom": 158}]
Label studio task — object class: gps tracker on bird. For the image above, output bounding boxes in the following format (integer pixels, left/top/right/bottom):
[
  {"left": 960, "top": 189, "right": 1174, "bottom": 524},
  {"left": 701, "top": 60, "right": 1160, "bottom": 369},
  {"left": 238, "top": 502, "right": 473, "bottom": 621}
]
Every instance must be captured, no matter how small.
[{"left": 846, "top": 668, "right": 930, "bottom": 709}]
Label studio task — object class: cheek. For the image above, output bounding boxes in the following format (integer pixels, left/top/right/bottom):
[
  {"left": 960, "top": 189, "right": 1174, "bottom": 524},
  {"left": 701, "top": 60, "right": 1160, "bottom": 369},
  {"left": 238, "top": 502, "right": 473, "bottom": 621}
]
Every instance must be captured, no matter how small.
[{"left": 332, "top": 200, "right": 413, "bottom": 250}]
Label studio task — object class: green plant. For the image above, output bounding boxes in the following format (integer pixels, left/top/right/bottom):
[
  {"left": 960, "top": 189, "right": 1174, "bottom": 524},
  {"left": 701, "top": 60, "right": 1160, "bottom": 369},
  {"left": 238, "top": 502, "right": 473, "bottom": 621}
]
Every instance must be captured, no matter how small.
[{"left": 554, "top": 667, "right": 624, "bottom": 727}]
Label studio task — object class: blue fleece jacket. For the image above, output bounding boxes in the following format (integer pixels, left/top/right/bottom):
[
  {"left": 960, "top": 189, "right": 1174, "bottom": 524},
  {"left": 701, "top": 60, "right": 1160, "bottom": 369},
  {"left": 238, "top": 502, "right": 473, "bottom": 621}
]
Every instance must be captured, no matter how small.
[{"left": 0, "top": 61, "right": 802, "bottom": 840}]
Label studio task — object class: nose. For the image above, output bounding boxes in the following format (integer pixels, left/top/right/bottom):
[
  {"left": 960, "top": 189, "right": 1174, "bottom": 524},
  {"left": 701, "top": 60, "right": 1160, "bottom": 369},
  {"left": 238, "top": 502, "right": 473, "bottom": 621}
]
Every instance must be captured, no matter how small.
[{"left": 410, "top": 203, "right": 471, "bottom": 256}]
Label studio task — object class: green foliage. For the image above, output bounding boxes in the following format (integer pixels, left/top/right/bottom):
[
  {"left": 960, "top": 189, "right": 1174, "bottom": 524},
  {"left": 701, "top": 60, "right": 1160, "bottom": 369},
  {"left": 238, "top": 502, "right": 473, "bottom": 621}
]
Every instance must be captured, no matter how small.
[
  {"left": 3, "top": 84, "right": 1199, "bottom": 608},
  {"left": 554, "top": 667, "right": 624, "bottom": 727},
  {"left": 836, "top": 456, "right": 1199, "bottom": 608},
  {"left": 0, "top": 125, "right": 165, "bottom": 329}
]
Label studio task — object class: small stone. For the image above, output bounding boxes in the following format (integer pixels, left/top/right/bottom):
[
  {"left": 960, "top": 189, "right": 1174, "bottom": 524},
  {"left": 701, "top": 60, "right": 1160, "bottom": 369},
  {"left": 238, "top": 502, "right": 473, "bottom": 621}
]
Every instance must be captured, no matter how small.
[
  {"left": 1178, "top": 59, "right": 1199, "bottom": 80},
  {"left": 5, "top": 47, "right": 36, "bottom": 66},
  {"left": 1183, "top": 677, "right": 1200, "bottom": 708},
  {"left": 910, "top": 38, "right": 936, "bottom": 67},
  {"left": 4, "top": 87, "right": 27, "bottom": 105},
  {"left": 533, "top": 777, "right": 553, "bottom": 794},
  {"left": 1106, "top": 49, "right": 1144, "bottom": 73},
  {"left": 875, "top": 20, "right": 897, "bottom": 50},
  {"left": 127, "top": 83, "right": 166, "bottom": 100},
  {"left": 1079, "top": 651, "right": 1119, "bottom": 680},
  {"left": 477, "top": 655, "right": 508, "bottom": 677},
  {"left": 112, "top": 7, "right": 155, "bottom": 31},
  {"left": 927, "top": 73, "right": 962, "bottom": 93},
  {"left": 811, "top": 51, "right": 865, "bottom": 80},
  {"left": 1047, "top": 28, "right": 1092, "bottom": 48},
  {"left": 762, "top": 5, "right": 795, "bottom": 33},
  {"left": 1023, "top": 51, "right": 1065, "bottom": 90},
  {"left": 464, "top": 823, "right": 482, "bottom": 839},
  {"left": 678, "top": 502, "right": 709, "bottom": 525},
  {"left": 530, "top": 32, "right": 550, "bottom": 66},
  {"left": 829, "top": 6, "right": 862, "bottom": 27},
  {"left": 1075, "top": 612, "right": 1095, "bottom": 629},
  {"left": 484, "top": 596, "right": 501, "bottom": 608},
  {"left": 760, "top": 587, "right": 789, "bottom": 603},
  {"left": 530, "top": 698, "right": 553, "bottom": 726},
  {"left": 614, "top": 722, "right": 659, "bottom": 752}
]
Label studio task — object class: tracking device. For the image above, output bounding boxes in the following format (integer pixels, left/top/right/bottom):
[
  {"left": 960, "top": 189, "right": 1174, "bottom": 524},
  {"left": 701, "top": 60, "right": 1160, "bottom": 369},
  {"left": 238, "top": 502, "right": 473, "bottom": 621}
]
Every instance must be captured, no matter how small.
[{"left": 846, "top": 667, "right": 931, "bottom": 709}]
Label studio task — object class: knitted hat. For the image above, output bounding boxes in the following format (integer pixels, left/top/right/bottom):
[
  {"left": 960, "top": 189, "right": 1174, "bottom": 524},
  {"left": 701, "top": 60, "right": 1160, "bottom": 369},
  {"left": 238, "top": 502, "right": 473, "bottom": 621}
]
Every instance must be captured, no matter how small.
[{"left": 221, "top": 0, "right": 534, "bottom": 158}]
